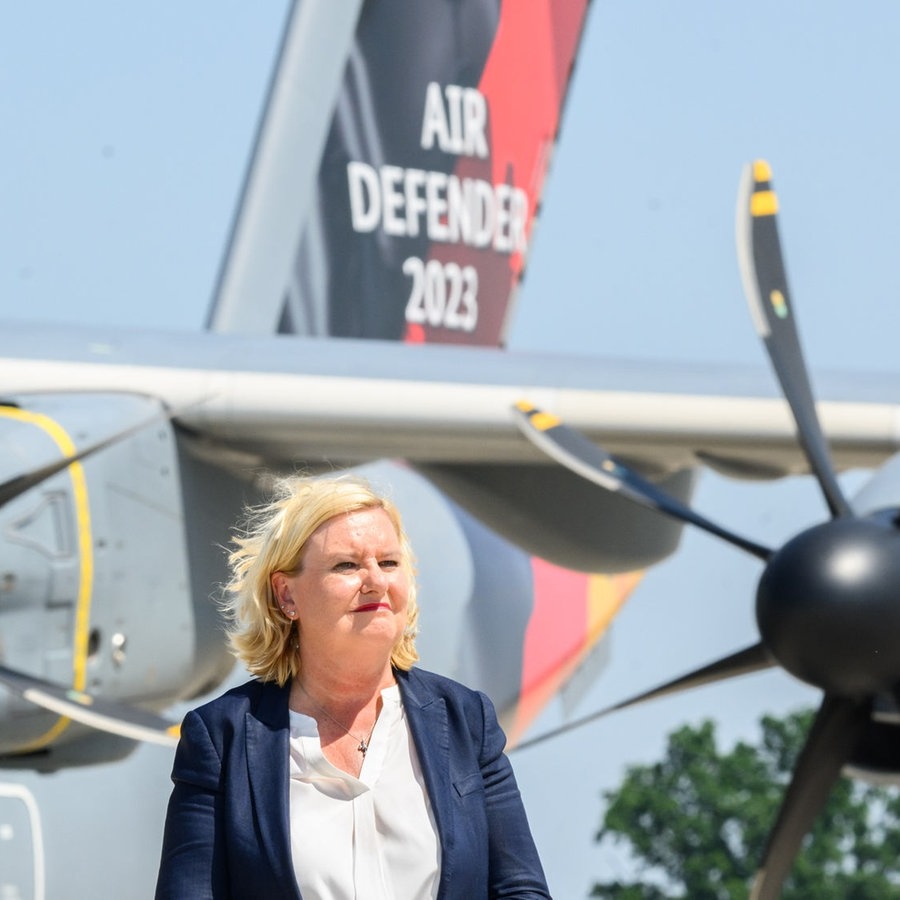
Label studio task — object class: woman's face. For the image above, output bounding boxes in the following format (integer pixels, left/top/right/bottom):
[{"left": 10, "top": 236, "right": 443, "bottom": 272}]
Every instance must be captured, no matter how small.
[{"left": 272, "top": 507, "right": 410, "bottom": 659}]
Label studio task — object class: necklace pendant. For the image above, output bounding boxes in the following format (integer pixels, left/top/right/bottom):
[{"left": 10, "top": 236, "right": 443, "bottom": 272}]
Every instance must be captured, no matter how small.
[{"left": 358, "top": 739, "right": 368, "bottom": 755}]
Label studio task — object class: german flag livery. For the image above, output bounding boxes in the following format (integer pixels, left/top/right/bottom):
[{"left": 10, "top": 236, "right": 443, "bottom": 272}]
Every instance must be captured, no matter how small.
[{"left": 210, "top": 0, "right": 591, "bottom": 348}]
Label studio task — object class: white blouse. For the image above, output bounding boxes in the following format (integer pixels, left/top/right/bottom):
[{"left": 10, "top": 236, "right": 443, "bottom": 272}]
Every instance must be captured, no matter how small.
[{"left": 288, "top": 685, "right": 441, "bottom": 899}]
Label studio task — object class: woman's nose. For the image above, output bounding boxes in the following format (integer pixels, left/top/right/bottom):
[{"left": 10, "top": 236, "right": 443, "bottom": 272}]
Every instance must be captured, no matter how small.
[{"left": 362, "top": 562, "right": 388, "bottom": 591}]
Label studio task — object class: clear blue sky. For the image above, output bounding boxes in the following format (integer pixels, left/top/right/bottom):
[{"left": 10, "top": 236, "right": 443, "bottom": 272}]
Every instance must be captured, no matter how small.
[{"left": 3, "top": 3, "right": 899, "bottom": 896}]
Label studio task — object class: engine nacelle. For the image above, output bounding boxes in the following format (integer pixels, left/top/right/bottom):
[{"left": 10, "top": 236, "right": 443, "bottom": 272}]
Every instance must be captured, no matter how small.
[
  {"left": 0, "top": 393, "right": 233, "bottom": 768},
  {"left": 414, "top": 461, "right": 697, "bottom": 573}
]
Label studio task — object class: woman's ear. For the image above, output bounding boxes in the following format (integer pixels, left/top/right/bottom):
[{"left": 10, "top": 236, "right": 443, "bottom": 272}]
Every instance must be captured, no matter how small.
[{"left": 271, "top": 572, "right": 298, "bottom": 620}]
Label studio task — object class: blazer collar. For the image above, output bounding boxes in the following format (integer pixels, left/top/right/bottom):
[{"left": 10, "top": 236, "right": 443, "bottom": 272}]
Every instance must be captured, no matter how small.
[
  {"left": 242, "top": 672, "right": 452, "bottom": 900},
  {"left": 397, "top": 669, "right": 454, "bottom": 897},
  {"left": 245, "top": 680, "right": 300, "bottom": 897}
]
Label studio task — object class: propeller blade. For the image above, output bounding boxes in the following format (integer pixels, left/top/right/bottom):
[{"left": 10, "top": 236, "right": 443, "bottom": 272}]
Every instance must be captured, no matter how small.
[
  {"left": 735, "top": 160, "right": 852, "bottom": 519},
  {"left": 512, "top": 401, "right": 772, "bottom": 560},
  {"left": 749, "top": 693, "right": 870, "bottom": 900},
  {"left": 0, "top": 664, "right": 181, "bottom": 748},
  {"left": 514, "top": 642, "right": 774, "bottom": 752}
]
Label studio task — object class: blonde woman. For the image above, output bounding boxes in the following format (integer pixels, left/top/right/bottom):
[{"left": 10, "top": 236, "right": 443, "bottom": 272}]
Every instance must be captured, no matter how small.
[{"left": 156, "top": 474, "right": 549, "bottom": 899}]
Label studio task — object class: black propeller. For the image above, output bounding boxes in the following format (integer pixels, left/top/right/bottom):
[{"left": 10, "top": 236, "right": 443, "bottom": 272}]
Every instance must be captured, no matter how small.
[
  {"left": 512, "top": 401, "right": 772, "bottom": 561},
  {"left": 0, "top": 665, "right": 180, "bottom": 747},
  {"left": 512, "top": 161, "right": 900, "bottom": 897},
  {"left": 735, "top": 160, "right": 852, "bottom": 520},
  {"left": 514, "top": 642, "right": 774, "bottom": 752},
  {"left": 749, "top": 695, "right": 871, "bottom": 900}
]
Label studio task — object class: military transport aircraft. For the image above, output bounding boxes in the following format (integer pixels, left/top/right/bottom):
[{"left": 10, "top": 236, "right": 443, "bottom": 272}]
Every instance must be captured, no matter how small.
[{"left": 4, "top": 2, "right": 900, "bottom": 898}]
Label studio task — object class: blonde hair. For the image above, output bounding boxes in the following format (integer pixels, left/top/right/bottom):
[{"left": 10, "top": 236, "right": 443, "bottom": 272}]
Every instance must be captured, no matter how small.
[{"left": 223, "top": 474, "right": 419, "bottom": 685}]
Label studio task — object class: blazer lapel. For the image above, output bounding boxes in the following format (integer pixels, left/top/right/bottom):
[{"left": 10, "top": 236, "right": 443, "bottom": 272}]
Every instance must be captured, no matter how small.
[
  {"left": 245, "top": 681, "right": 300, "bottom": 896},
  {"left": 398, "top": 670, "right": 454, "bottom": 893}
]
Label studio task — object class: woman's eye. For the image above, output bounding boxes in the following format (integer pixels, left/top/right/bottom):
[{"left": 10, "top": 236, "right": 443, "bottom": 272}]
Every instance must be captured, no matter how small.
[
  {"left": 380, "top": 559, "right": 399, "bottom": 569},
  {"left": 333, "top": 561, "right": 357, "bottom": 572}
]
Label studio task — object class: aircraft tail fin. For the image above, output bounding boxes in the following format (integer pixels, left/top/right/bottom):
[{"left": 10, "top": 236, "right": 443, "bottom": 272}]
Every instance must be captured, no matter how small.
[{"left": 206, "top": 0, "right": 591, "bottom": 347}]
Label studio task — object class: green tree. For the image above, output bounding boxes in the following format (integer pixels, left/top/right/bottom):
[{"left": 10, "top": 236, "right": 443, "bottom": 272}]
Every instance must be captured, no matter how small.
[{"left": 592, "top": 709, "right": 900, "bottom": 899}]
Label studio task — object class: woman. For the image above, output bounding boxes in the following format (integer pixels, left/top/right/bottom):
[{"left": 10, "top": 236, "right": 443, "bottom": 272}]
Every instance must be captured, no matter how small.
[{"left": 155, "top": 474, "right": 550, "bottom": 899}]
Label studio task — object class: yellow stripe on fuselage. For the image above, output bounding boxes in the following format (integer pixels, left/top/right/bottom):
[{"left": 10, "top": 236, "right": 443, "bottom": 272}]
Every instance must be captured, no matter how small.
[{"left": 0, "top": 407, "right": 94, "bottom": 748}]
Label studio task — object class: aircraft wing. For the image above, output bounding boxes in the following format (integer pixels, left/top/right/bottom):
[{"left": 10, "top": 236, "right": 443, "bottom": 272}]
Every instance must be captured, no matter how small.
[{"left": 2, "top": 323, "right": 898, "bottom": 478}]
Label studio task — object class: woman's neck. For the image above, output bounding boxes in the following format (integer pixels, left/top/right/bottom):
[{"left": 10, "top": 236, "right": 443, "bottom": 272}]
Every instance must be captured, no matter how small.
[{"left": 294, "top": 656, "right": 395, "bottom": 711}]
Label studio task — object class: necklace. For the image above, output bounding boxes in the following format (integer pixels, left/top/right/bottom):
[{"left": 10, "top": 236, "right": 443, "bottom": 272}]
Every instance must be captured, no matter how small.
[{"left": 298, "top": 683, "right": 377, "bottom": 756}]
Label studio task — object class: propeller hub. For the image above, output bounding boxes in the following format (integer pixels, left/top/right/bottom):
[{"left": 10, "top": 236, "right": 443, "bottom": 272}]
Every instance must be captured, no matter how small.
[{"left": 756, "top": 511, "right": 900, "bottom": 695}]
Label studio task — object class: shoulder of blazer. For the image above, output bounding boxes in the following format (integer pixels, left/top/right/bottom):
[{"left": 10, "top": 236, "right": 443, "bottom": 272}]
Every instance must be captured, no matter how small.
[
  {"left": 397, "top": 667, "right": 489, "bottom": 716},
  {"left": 192, "top": 677, "right": 291, "bottom": 735}
]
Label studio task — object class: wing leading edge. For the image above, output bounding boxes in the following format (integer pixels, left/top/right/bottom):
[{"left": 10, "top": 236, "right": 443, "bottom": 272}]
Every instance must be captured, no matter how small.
[{"left": 2, "top": 326, "right": 897, "bottom": 477}]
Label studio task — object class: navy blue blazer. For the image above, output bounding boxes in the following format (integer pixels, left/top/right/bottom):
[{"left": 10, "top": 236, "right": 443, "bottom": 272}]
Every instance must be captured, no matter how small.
[{"left": 155, "top": 667, "right": 551, "bottom": 898}]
